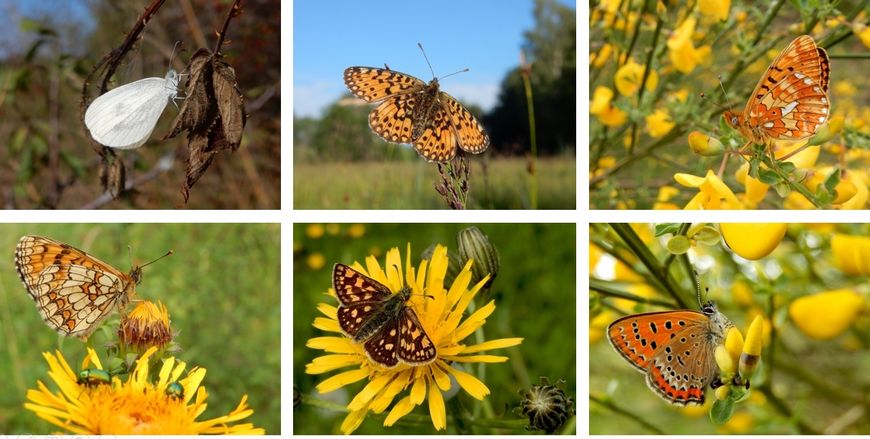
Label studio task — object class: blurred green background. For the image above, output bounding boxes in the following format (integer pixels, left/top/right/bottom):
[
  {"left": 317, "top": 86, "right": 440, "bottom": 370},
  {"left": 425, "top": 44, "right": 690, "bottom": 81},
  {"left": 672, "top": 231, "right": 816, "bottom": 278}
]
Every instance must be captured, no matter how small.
[
  {"left": 0, "top": 223, "right": 280, "bottom": 433},
  {"left": 293, "top": 223, "right": 576, "bottom": 434}
]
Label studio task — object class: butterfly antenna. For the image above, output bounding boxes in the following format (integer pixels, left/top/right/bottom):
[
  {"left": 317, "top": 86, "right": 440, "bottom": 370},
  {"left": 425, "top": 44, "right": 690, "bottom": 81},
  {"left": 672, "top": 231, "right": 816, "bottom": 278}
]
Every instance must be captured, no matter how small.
[
  {"left": 139, "top": 250, "right": 174, "bottom": 269},
  {"left": 168, "top": 41, "right": 182, "bottom": 67},
  {"left": 418, "top": 43, "right": 437, "bottom": 78}
]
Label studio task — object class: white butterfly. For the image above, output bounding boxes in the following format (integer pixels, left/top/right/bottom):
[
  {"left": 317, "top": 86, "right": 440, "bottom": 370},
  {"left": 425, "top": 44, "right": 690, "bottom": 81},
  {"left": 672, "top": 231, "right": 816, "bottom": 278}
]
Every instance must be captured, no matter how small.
[{"left": 84, "top": 69, "right": 180, "bottom": 149}]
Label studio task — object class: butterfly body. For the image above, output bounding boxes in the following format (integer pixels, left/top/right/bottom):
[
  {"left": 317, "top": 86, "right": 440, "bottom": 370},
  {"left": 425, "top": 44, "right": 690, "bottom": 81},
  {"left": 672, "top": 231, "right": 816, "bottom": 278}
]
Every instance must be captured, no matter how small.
[
  {"left": 607, "top": 301, "right": 733, "bottom": 405},
  {"left": 15, "top": 235, "right": 142, "bottom": 339},
  {"left": 332, "top": 263, "right": 436, "bottom": 367},
  {"left": 344, "top": 66, "right": 489, "bottom": 162},
  {"left": 724, "top": 35, "right": 830, "bottom": 145}
]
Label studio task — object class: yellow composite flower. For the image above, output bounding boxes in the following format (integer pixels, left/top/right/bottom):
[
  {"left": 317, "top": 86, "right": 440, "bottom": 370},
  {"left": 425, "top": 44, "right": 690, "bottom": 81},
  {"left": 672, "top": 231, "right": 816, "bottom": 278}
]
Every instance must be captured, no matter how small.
[
  {"left": 674, "top": 170, "right": 742, "bottom": 209},
  {"left": 306, "top": 244, "right": 523, "bottom": 434},
  {"left": 24, "top": 347, "right": 263, "bottom": 434}
]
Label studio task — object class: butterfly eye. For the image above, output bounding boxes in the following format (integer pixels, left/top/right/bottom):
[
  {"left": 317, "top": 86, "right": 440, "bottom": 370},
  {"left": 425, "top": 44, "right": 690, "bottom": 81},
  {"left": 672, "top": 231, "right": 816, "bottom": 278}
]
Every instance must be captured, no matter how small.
[{"left": 731, "top": 116, "right": 738, "bottom": 125}]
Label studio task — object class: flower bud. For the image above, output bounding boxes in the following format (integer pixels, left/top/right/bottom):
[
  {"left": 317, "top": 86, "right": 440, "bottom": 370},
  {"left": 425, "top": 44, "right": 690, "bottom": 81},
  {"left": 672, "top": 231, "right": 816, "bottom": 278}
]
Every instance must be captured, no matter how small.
[
  {"left": 739, "top": 316, "right": 763, "bottom": 378},
  {"left": 715, "top": 345, "right": 735, "bottom": 375},
  {"left": 519, "top": 377, "right": 575, "bottom": 433},
  {"left": 457, "top": 227, "right": 500, "bottom": 287},
  {"left": 724, "top": 327, "right": 744, "bottom": 363},
  {"left": 715, "top": 384, "right": 731, "bottom": 401},
  {"left": 688, "top": 131, "right": 724, "bottom": 156},
  {"left": 118, "top": 300, "right": 173, "bottom": 352}
]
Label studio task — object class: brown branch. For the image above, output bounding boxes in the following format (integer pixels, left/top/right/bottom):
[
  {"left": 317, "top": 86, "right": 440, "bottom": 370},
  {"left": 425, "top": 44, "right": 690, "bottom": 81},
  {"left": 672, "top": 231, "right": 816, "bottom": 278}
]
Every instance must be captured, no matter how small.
[
  {"left": 79, "top": 152, "right": 175, "bottom": 209},
  {"left": 213, "top": 0, "right": 243, "bottom": 55}
]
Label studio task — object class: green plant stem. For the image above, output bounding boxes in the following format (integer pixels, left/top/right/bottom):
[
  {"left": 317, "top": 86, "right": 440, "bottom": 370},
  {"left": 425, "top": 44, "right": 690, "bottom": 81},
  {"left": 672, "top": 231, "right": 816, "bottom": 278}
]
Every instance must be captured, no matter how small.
[
  {"left": 761, "top": 155, "right": 826, "bottom": 208},
  {"left": 520, "top": 69, "right": 538, "bottom": 209},
  {"left": 590, "top": 394, "right": 665, "bottom": 434},
  {"left": 610, "top": 223, "right": 688, "bottom": 308},
  {"left": 829, "top": 53, "right": 870, "bottom": 59},
  {"left": 589, "top": 279, "right": 678, "bottom": 308},
  {"left": 589, "top": 128, "right": 685, "bottom": 186},
  {"left": 756, "top": 385, "right": 819, "bottom": 434}
]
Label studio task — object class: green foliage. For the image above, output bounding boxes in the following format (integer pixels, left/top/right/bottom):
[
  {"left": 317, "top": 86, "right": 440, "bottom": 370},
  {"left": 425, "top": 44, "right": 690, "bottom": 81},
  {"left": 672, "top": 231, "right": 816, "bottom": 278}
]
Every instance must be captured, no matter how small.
[
  {"left": 293, "top": 157, "right": 576, "bottom": 209},
  {"left": 0, "top": 224, "right": 280, "bottom": 434},
  {"left": 293, "top": 223, "right": 576, "bottom": 434}
]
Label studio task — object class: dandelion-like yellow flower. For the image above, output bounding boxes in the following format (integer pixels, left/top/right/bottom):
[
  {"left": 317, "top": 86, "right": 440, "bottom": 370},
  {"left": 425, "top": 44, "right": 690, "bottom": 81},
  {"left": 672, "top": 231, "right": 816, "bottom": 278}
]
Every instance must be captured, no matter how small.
[
  {"left": 24, "top": 347, "right": 264, "bottom": 434},
  {"left": 306, "top": 244, "right": 523, "bottom": 434}
]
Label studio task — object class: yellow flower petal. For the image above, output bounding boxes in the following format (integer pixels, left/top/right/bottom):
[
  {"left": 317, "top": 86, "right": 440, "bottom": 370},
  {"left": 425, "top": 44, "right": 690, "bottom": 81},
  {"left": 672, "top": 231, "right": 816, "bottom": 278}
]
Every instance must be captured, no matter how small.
[
  {"left": 316, "top": 369, "right": 369, "bottom": 393},
  {"left": 720, "top": 223, "right": 787, "bottom": 260},
  {"left": 459, "top": 337, "right": 524, "bottom": 353},
  {"left": 789, "top": 289, "right": 865, "bottom": 340},
  {"left": 448, "top": 365, "right": 490, "bottom": 400},
  {"left": 428, "top": 378, "right": 446, "bottom": 430}
]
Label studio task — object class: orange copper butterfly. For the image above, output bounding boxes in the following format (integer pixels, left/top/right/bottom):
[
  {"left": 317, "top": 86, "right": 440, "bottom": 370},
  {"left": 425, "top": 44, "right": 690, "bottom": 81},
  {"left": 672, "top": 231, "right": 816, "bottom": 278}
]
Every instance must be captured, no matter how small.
[
  {"left": 723, "top": 35, "right": 830, "bottom": 145},
  {"left": 607, "top": 300, "right": 734, "bottom": 405}
]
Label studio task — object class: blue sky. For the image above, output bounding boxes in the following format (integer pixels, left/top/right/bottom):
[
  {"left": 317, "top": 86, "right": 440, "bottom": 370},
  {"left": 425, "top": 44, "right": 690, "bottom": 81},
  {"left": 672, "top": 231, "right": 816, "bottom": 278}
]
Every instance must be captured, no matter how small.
[
  {"left": 294, "top": 0, "right": 576, "bottom": 118},
  {"left": 0, "top": 0, "right": 93, "bottom": 58}
]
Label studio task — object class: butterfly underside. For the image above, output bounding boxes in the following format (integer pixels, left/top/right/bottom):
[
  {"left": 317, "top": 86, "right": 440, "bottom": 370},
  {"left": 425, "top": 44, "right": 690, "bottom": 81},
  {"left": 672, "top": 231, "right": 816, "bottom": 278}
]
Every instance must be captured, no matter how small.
[
  {"left": 724, "top": 35, "right": 830, "bottom": 145},
  {"left": 343, "top": 66, "right": 489, "bottom": 162},
  {"left": 332, "top": 263, "right": 436, "bottom": 367},
  {"left": 14, "top": 235, "right": 140, "bottom": 339},
  {"left": 607, "top": 303, "right": 733, "bottom": 405}
]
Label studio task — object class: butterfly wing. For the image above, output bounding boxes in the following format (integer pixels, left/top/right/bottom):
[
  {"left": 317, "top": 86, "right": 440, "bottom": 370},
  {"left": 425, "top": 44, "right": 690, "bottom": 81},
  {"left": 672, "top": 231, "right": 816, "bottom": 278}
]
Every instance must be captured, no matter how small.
[
  {"left": 343, "top": 67, "right": 426, "bottom": 103},
  {"left": 332, "top": 263, "right": 393, "bottom": 306},
  {"left": 397, "top": 306, "right": 437, "bottom": 365},
  {"left": 15, "top": 236, "right": 132, "bottom": 339},
  {"left": 30, "top": 264, "right": 128, "bottom": 338},
  {"left": 363, "top": 313, "right": 401, "bottom": 367},
  {"left": 85, "top": 75, "right": 177, "bottom": 149},
  {"left": 645, "top": 324, "right": 720, "bottom": 405},
  {"left": 440, "top": 92, "right": 489, "bottom": 154},
  {"left": 368, "top": 93, "right": 418, "bottom": 144},
  {"left": 607, "top": 310, "right": 710, "bottom": 372},
  {"left": 414, "top": 104, "right": 458, "bottom": 162},
  {"left": 742, "top": 35, "right": 830, "bottom": 141}
]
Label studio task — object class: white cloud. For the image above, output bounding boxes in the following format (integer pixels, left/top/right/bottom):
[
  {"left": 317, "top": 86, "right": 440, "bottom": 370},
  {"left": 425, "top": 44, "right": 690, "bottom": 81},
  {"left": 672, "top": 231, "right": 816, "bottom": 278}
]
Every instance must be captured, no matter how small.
[{"left": 293, "top": 81, "right": 344, "bottom": 118}]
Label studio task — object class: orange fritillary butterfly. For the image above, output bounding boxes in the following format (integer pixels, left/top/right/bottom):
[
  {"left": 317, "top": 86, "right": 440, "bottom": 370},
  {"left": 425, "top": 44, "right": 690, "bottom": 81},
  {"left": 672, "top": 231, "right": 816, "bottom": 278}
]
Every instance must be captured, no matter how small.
[
  {"left": 724, "top": 35, "right": 830, "bottom": 145},
  {"left": 607, "top": 301, "right": 733, "bottom": 405},
  {"left": 14, "top": 235, "right": 165, "bottom": 340},
  {"left": 343, "top": 50, "right": 489, "bottom": 162}
]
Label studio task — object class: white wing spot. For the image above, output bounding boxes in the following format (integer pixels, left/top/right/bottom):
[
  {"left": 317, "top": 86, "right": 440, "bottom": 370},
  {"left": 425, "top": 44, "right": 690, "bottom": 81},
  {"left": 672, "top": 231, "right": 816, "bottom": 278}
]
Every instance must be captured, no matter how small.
[
  {"left": 794, "top": 72, "right": 806, "bottom": 79},
  {"left": 781, "top": 102, "right": 798, "bottom": 116},
  {"left": 803, "top": 78, "right": 813, "bottom": 85},
  {"left": 819, "top": 116, "right": 826, "bottom": 123},
  {"left": 821, "top": 108, "right": 828, "bottom": 114},
  {"left": 813, "top": 87, "right": 821, "bottom": 93},
  {"left": 763, "top": 122, "right": 775, "bottom": 128},
  {"left": 821, "top": 97, "right": 827, "bottom": 104}
]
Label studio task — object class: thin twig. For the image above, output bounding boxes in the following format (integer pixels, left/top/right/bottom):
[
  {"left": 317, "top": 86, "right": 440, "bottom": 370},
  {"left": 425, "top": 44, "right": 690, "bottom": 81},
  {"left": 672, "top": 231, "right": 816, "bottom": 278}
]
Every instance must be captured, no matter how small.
[
  {"left": 590, "top": 395, "right": 665, "bottom": 434},
  {"left": 79, "top": 152, "right": 174, "bottom": 209}
]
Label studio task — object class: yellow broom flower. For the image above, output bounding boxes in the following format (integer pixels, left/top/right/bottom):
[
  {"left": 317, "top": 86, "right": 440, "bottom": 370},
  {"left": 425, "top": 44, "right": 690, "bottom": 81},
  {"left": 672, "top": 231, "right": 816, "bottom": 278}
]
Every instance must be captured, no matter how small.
[
  {"left": 24, "top": 347, "right": 264, "bottom": 434},
  {"left": 306, "top": 244, "right": 523, "bottom": 433}
]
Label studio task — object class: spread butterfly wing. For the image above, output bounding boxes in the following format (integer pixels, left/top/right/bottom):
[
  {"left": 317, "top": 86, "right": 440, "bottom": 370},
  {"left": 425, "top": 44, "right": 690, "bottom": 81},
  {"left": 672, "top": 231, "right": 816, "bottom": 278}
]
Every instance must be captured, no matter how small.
[
  {"left": 343, "top": 67, "right": 426, "bottom": 102},
  {"left": 332, "top": 263, "right": 393, "bottom": 305},
  {"left": 414, "top": 104, "right": 457, "bottom": 161},
  {"left": 607, "top": 310, "right": 709, "bottom": 372},
  {"left": 397, "top": 307, "right": 437, "bottom": 365},
  {"left": 28, "top": 264, "right": 127, "bottom": 338},
  {"left": 440, "top": 92, "right": 489, "bottom": 154},
  {"left": 85, "top": 76, "right": 177, "bottom": 149},
  {"left": 369, "top": 93, "right": 419, "bottom": 144}
]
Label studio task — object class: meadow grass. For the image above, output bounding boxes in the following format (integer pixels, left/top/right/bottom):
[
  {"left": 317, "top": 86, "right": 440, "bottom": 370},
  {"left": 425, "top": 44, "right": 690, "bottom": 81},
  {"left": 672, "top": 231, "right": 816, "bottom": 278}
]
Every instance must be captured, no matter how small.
[
  {"left": 293, "top": 223, "right": 576, "bottom": 434},
  {"left": 0, "top": 224, "right": 280, "bottom": 434},
  {"left": 294, "top": 157, "right": 576, "bottom": 209}
]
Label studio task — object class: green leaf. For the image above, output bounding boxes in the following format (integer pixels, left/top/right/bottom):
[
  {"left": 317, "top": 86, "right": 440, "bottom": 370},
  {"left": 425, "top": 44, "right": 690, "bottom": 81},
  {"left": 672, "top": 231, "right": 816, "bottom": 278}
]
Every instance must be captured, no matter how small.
[
  {"left": 692, "top": 226, "right": 721, "bottom": 246},
  {"left": 773, "top": 181, "right": 791, "bottom": 198},
  {"left": 654, "top": 223, "right": 681, "bottom": 237},
  {"left": 666, "top": 236, "right": 690, "bottom": 255},
  {"left": 710, "top": 398, "right": 735, "bottom": 424},
  {"left": 757, "top": 168, "right": 779, "bottom": 185},
  {"left": 778, "top": 161, "right": 796, "bottom": 174},
  {"left": 823, "top": 171, "right": 840, "bottom": 194}
]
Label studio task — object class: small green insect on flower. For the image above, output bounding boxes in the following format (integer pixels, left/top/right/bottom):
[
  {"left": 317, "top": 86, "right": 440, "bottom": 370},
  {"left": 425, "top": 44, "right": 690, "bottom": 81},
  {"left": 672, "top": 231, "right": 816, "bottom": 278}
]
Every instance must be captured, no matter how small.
[
  {"left": 165, "top": 381, "right": 185, "bottom": 400},
  {"left": 518, "top": 377, "right": 575, "bottom": 433},
  {"left": 77, "top": 369, "right": 112, "bottom": 388}
]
